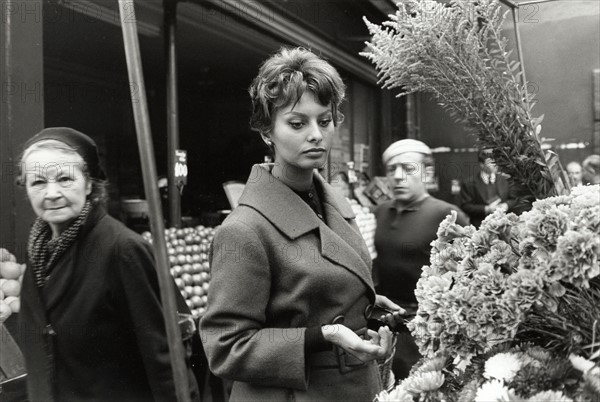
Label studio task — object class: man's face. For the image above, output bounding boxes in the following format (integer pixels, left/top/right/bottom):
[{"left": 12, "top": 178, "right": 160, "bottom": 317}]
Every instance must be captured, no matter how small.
[
  {"left": 566, "top": 163, "right": 582, "bottom": 186},
  {"left": 480, "top": 157, "right": 498, "bottom": 175},
  {"left": 385, "top": 152, "right": 428, "bottom": 205}
]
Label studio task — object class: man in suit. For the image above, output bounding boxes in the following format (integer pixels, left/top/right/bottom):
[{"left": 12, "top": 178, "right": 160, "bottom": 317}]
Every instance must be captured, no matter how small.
[{"left": 459, "top": 149, "right": 516, "bottom": 228}]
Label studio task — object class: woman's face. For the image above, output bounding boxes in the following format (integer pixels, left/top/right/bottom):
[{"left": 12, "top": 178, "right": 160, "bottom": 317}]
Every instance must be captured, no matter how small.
[
  {"left": 23, "top": 147, "right": 91, "bottom": 236},
  {"left": 269, "top": 91, "right": 334, "bottom": 174}
]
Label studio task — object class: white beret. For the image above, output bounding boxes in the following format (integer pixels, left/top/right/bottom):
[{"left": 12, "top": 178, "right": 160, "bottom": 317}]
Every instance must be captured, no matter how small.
[{"left": 382, "top": 139, "right": 432, "bottom": 165}]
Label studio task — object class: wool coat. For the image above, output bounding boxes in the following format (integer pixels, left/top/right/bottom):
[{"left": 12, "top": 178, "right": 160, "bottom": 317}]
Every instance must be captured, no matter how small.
[
  {"left": 200, "top": 164, "right": 383, "bottom": 401},
  {"left": 19, "top": 206, "right": 198, "bottom": 402}
]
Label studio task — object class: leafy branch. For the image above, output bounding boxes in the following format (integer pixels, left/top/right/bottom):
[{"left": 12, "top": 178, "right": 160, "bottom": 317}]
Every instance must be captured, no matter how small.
[{"left": 361, "top": 0, "right": 562, "bottom": 201}]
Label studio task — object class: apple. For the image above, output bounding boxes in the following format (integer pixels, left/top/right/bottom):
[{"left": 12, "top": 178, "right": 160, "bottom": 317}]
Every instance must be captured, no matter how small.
[
  {"left": 190, "top": 295, "right": 202, "bottom": 308},
  {"left": 182, "top": 264, "right": 193, "bottom": 274},
  {"left": 181, "top": 273, "right": 193, "bottom": 286},
  {"left": 1, "top": 279, "right": 20, "bottom": 297},
  {"left": 171, "top": 265, "right": 183, "bottom": 277},
  {"left": 0, "top": 261, "right": 22, "bottom": 280},
  {"left": 192, "top": 263, "right": 202, "bottom": 274}
]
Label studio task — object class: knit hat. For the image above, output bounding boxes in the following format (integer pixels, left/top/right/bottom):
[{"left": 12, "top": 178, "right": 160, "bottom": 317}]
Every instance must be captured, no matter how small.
[
  {"left": 23, "top": 127, "right": 106, "bottom": 180},
  {"left": 382, "top": 139, "right": 432, "bottom": 165}
]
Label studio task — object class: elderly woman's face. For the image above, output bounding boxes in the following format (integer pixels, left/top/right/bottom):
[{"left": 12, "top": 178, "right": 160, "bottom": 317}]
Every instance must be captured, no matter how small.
[
  {"left": 269, "top": 91, "right": 334, "bottom": 173},
  {"left": 23, "top": 148, "right": 91, "bottom": 235}
]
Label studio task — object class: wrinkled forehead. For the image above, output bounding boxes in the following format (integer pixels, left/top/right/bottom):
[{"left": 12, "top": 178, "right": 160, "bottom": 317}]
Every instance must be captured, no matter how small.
[{"left": 23, "top": 148, "right": 86, "bottom": 176}]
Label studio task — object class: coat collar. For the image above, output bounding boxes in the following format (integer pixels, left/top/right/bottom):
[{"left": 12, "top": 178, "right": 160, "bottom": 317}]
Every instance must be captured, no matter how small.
[
  {"left": 238, "top": 165, "right": 374, "bottom": 297},
  {"left": 238, "top": 164, "right": 355, "bottom": 240}
]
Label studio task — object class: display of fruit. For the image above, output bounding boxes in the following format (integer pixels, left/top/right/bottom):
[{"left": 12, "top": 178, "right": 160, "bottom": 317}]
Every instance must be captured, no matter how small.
[
  {"left": 348, "top": 199, "right": 377, "bottom": 260},
  {"left": 142, "top": 225, "right": 216, "bottom": 319},
  {"left": 0, "top": 248, "right": 26, "bottom": 323}
]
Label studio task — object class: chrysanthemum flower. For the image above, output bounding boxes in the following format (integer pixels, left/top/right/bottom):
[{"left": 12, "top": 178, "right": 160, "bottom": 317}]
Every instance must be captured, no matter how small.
[
  {"left": 526, "top": 390, "right": 572, "bottom": 402},
  {"left": 375, "top": 386, "right": 414, "bottom": 402},
  {"left": 403, "top": 371, "right": 445, "bottom": 393},
  {"left": 483, "top": 352, "right": 522, "bottom": 382},
  {"left": 474, "top": 379, "right": 512, "bottom": 402}
]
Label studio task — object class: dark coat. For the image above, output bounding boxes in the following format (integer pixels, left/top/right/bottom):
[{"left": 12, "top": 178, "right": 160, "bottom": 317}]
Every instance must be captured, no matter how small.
[
  {"left": 459, "top": 173, "right": 515, "bottom": 227},
  {"left": 19, "top": 206, "right": 196, "bottom": 402},
  {"left": 200, "top": 164, "right": 382, "bottom": 401}
]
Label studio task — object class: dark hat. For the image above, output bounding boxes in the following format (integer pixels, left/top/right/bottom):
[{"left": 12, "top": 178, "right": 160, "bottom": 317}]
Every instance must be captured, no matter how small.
[{"left": 24, "top": 127, "right": 107, "bottom": 180}]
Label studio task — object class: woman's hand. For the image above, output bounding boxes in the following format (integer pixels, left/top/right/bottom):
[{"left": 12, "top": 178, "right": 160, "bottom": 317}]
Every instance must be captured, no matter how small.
[
  {"left": 374, "top": 294, "right": 406, "bottom": 329},
  {"left": 321, "top": 324, "right": 394, "bottom": 362}
]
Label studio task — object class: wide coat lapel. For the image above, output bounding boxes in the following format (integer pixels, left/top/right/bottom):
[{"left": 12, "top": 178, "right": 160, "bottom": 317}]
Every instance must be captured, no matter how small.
[
  {"left": 238, "top": 165, "right": 374, "bottom": 294},
  {"left": 313, "top": 174, "right": 373, "bottom": 289}
]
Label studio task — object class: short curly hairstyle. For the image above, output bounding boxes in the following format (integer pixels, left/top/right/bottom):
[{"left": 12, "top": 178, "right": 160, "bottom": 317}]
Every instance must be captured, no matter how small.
[{"left": 248, "top": 47, "right": 346, "bottom": 135}]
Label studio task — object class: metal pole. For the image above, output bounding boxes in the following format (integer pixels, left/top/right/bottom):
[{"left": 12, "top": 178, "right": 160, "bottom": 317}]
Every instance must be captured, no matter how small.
[
  {"left": 165, "top": 0, "right": 181, "bottom": 228},
  {"left": 512, "top": 6, "right": 528, "bottom": 90},
  {"left": 518, "top": 0, "right": 558, "bottom": 6},
  {"left": 117, "top": 1, "right": 190, "bottom": 401}
]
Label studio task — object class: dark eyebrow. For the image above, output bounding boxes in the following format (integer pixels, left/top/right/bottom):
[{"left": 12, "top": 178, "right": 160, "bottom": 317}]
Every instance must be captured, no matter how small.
[{"left": 283, "top": 108, "right": 332, "bottom": 117}]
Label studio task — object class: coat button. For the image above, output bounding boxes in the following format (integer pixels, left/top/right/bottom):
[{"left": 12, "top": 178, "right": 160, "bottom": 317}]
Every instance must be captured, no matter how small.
[{"left": 364, "top": 304, "right": 373, "bottom": 319}]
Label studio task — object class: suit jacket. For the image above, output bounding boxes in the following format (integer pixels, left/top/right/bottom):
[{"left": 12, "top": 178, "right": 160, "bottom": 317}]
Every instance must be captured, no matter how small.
[
  {"left": 200, "top": 164, "right": 382, "bottom": 401},
  {"left": 459, "top": 173, "right": 515, "bottom": 227},
  {"left": 19, "top": 206, "right": 197, "bottom": 402}
]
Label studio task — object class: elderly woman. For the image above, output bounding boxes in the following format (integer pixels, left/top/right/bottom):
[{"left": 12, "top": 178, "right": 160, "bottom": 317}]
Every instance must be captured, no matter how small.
[
  {"left": 200, "top": 47, "right": 403, "bottom": 401},
  {"left": 18, "top": 127, "right": 198, "bottom": 402}
]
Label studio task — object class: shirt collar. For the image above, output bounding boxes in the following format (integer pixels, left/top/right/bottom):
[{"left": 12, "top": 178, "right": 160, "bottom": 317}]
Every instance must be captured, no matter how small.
[{"left": 481, "top": 171, "right": 496, "bottom": 184}]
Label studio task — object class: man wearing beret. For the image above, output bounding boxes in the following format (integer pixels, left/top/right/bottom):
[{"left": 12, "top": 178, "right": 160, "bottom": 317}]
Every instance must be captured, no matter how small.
[{"left": 373, "top": 139, "right": 469, "bottom": 379}]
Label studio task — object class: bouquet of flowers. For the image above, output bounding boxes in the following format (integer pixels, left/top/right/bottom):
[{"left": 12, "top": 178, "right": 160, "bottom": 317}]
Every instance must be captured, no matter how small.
[{"left": 376, "top": 185, "right": 600, "bottom": 401}]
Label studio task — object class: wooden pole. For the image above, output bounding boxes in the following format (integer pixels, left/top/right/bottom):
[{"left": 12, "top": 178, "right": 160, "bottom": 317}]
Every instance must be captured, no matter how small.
[
  {"left": 165, "top": 0, "right": 181, "bottom": 228},
  {"left": 117, "top": 1, "right": 190, "bottom": 401}
]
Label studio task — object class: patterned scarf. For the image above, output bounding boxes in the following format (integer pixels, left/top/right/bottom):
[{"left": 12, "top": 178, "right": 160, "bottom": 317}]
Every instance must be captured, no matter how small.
[{"left": 27, "top": 201, "right": 92, "bottom": 288}]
